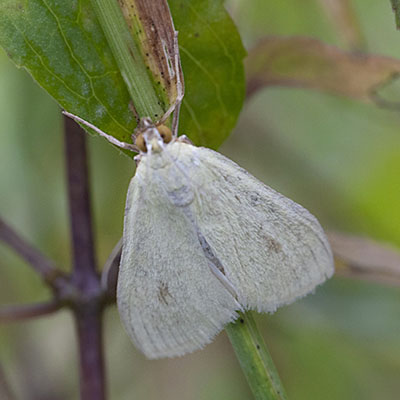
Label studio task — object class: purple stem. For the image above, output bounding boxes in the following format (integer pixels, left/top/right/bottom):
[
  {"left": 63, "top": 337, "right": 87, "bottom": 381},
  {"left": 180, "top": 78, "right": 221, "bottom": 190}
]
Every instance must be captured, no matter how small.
[
  {"left": 0, "top": 300, "right": 61, "bottom": 323},
  {"left": 64, "top": 115, "right": 106, "bottom": 400},
  {"left": 74, "top": 306, "right": 105, "bottom": 400},
  {"left": 0, "top": 218, "right": 64, "bottom": 289},
  {"left": 64, "top": 116, "right": 98, "bottom": 286}
]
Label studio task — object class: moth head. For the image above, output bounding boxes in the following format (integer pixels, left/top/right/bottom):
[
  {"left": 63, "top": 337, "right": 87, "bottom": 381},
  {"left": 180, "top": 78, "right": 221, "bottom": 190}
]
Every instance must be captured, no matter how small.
[{"left": 134, "top": 118, "right": 173, "bottom": 154}]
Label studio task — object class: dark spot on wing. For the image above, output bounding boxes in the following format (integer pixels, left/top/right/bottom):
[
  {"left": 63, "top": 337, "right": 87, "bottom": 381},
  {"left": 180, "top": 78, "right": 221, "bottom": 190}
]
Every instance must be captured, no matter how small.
[
  {"left": 249, "top": 191, "right": 261, "bottom": 206},
  {"left": 221, "top": 172, "right": 241, "bottom": 185},
  {"left": 158, "top": 282, "right": 172, "bottom": 305},
  {"left": 265, "top": 236, "right": 282, "bottom": 253},
  {"left": 258, "top": 225, "right": 282, "bottom": 253},
  {"left": 221, "top": 174, "right": 232, "bottom": 183}
]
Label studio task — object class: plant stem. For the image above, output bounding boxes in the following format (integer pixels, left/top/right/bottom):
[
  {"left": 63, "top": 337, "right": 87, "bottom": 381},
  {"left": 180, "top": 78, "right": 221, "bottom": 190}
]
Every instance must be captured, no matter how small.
[
  {"left": 89, "top": 0, "right": 164, "bottom": 120},
  {"left": 64, "top": 115, "right": 98, "bottom": 288},
  {"left": 0, "top": 301, "right": 61, "bottom": 322},
  {"left": 64, "top": 115, "right": 106, "bottom": 400},
  {"left": 225, "top": 312, "right": 288, "bottom": 400},
  {"left": 0, "top": 218, "right": 64, "bottom": 288},
  {"left": 75, "top": 306, "right": 105, "bottom": 400}
]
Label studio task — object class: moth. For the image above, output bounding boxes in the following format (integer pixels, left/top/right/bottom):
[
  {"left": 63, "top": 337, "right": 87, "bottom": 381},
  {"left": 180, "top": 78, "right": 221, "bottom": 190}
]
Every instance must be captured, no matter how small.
[
  {"left": 63, "top": 110, "right": 334, "bottom": 359},
  {"left": 63, "top": 23, "right": 332, "bottom": 359}
]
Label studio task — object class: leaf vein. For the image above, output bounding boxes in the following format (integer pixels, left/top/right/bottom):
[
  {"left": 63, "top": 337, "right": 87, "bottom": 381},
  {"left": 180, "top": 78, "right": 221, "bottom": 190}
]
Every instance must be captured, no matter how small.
[
  {"left": 186, "top": 2, "right": 237, "bottom": 80},
  {"left": 14, "top": 26, "right": 88, "bottom": 101},
  {"left": 41, "top": 0, "right": 130, "bottom": 134},
  {"left": 180, "top": 45, "right": 228, "bottom": 118},
  {"left": 182, "top": 99, "right": 205, "bottom": 143}
]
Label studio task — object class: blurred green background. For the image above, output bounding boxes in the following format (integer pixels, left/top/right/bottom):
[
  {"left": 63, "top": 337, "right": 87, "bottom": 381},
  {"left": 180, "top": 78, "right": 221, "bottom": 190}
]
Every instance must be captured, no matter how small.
[{"left": 1, "top": 0, "right": 400, "bottom": 399}]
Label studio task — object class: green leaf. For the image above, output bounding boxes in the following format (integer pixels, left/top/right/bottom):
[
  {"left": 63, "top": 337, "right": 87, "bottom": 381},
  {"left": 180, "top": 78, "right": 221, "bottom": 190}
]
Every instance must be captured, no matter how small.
[
  {"left": 0, "top": 0, "right": 135, "bottom": 144},
  {"left": 170, "top": 0, "right": 246, "bottom": 148},
  {"left": 0, "top": 0, "right": 246, "bottom": 150}
]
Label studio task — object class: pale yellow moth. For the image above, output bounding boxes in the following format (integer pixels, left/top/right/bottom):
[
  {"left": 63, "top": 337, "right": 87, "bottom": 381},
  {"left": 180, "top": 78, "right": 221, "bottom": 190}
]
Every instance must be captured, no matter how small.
[{"left": 63, "top": 111, "right": 334, "bottom": 359}]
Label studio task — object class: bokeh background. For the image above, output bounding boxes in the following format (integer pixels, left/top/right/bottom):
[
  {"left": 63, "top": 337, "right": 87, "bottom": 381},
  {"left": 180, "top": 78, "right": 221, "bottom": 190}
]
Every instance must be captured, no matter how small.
[{"left": 1, "top": 0, "right": 400, "bottom": 399}]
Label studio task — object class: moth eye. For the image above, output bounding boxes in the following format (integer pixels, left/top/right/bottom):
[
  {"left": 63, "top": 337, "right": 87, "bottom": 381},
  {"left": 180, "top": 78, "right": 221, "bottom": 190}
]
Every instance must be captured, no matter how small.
[
  {"left": 135, "top": 133, "right": 147, "bottom": 152},
  {"left": 157, "top": 125, "right": 172, "bottom": 143}
]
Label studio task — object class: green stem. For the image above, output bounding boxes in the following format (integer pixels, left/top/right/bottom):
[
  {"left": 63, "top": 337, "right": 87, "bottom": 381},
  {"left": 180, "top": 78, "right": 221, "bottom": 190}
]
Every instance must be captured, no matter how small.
[
  {"left": 225, "top": 312, "right": 288, "bottom": 400},
  {"left": 89, "top": 0, "right": 164, "bottom": 120}
]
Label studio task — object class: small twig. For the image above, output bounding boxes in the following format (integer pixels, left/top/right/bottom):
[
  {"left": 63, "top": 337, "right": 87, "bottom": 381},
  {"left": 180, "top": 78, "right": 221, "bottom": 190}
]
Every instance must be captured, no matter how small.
[
  {"left": 0, "top": 300, "right": 62, "bottom": 323},
  {"left": 329, "top": 231, "right": 400, "bottom": 286},
  {"left": 0, "top": 217, "right": 65, "bottom": 289}
]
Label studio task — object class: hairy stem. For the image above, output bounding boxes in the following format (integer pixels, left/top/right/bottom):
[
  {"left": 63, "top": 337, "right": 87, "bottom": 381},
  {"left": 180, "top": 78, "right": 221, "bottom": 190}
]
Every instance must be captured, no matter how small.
[
  {"left": 89, "top": 0, "right": 163, "bottom": 119},
  {"left": 226, "top": 312, "right": 288, "bottom": 400}
]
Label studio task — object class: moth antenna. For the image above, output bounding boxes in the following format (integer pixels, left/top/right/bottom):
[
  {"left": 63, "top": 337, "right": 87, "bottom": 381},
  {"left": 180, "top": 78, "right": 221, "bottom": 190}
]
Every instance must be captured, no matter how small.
[{"left": 62, "top": 111, "right": 139, "bottom": 152}]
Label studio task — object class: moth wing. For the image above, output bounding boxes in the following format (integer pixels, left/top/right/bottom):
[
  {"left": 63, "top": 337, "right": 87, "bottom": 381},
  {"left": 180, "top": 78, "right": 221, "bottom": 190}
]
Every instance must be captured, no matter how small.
[
  {"left": 187, "top": 145, "right": 334, "bottom": 313},
  {"left": 117, "top": 173, "right": 239, "bottom": 359}
]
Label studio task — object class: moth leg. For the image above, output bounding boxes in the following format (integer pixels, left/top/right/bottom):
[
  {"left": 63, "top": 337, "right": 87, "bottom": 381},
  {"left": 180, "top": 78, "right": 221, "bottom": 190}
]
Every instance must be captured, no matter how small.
[
  {"left": 134, "top": 153, "right": 142, "bottom": 167},
  {"left": 157, "top": 31, "right": 184, "bottom": 138},
  {"left": 62, "top": 111, "right": 139, "bottom": 152},
  {"left": 176, "top": 134, "right": 192, "bottom": 145}
]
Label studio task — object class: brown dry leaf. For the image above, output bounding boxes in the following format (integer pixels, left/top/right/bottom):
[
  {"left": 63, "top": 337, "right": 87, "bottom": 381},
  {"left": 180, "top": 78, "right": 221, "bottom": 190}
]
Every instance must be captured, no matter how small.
[
  {"left": 328, "top": 232, "right": 400, "bottom": 286},
  {"left": 118, "top": 0, "right": 182, "bottom": 113},
  {"left": 318, "top": 0, "right": 365, "bottom": 50},
  {"left": 246, "top": 36, "right": 400, "bottom": 107}
]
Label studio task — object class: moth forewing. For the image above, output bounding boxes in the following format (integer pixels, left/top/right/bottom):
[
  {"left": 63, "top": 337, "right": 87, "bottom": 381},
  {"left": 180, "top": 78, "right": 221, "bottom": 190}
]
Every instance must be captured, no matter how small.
[
  {"left": 117, "top": 143, "right": 240, "bottom": 359},
  {"left": 117, "top": 141, "right": 334, "bottom": 358},
  {"left": 185, "top": 144, "right": 334, "bottom": 312}
]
